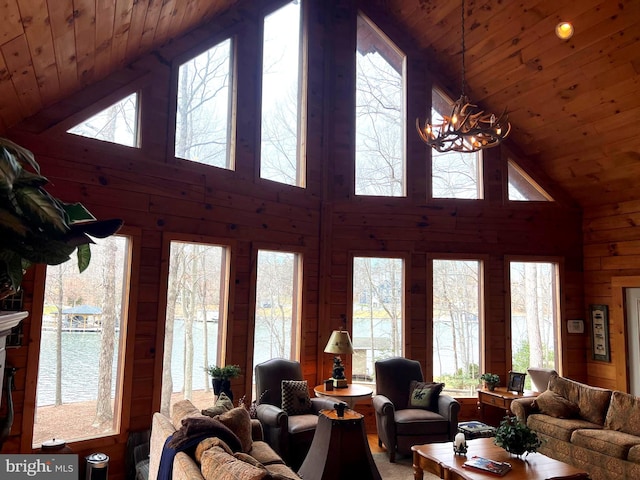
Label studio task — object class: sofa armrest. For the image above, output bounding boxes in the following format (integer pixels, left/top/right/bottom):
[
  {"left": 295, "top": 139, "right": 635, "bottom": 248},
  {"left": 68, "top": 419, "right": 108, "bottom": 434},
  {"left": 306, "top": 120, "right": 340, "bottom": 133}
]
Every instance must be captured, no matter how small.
[
  {"left": 437, "top": 394, "right": 460, "bottom": 440},
  {"left": 250, "top": 418, "right": 264, "bottom": 441},
  {"left": 256, "top": 403, "right": 287, "bottom": 428},
  {"left": 310, "top": 397, "right": 344, "bottom": 412},
  {"left": 511, "top": 397, "right": 538, "bottom": 424},
  {"left": 372, "top": 394, "right": 394, "bottom": 416}
]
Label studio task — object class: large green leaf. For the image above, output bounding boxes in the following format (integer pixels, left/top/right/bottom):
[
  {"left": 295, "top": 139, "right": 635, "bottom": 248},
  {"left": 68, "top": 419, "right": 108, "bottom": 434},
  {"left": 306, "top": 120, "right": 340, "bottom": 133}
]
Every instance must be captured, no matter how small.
[
  {"left": 13, "top": 186, "right": 69, "bottom": 233},
  {"left": 0, "top": 207, "right": 29, "bottom": 237},
  {"left": 0, "top": 251, "right": 24, "bottom": 292},
  {"left": 77, "top": 244, "right": 91, "bottom": 272},
  {"left": 0, "top": 147, "right": 21, "bottom": 195},
  {"left": 63, "top": 202, "right": 96, "bottom": 223},
  {"left": 0, "top": 138, "right": 39, "bottom": 173},
  {"left": 14, "top": 169, "right": 49, "bottom": 188}
]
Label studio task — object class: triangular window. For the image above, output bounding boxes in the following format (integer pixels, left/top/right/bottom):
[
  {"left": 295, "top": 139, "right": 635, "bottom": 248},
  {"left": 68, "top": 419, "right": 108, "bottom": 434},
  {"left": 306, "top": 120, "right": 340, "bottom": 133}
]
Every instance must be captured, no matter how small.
[
  {"left": 67, "top": 93, "right": 139, "bottom": 147},
  {"left": 507, "top": 160, "right": 553, "bottom": 201}
]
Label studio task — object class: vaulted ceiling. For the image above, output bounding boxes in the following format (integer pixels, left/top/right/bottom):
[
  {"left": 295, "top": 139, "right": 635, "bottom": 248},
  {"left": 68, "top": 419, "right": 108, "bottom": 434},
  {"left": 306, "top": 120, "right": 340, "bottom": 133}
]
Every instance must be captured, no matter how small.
[{"left": 1, "top": 0, "right": 638, "bottom": 208}]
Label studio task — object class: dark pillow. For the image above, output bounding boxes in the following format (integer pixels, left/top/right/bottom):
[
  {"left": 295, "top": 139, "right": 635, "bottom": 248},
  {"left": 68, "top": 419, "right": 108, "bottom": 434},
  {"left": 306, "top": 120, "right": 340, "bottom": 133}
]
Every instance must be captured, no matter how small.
[
  {"left": 281, "top": 380, "right": 312, "bottom": 415},
  {"left": 201, "top": 392, "right": 234, "bottom": 417},
  {"left": 408, "top": 380, "right": 444, "bottom": 411},
  {"left": 533, "top": 390, "right": 579, "bottom": 418},
  {"left": 215, "top": 406, "right": 253, "bottom": 453}
]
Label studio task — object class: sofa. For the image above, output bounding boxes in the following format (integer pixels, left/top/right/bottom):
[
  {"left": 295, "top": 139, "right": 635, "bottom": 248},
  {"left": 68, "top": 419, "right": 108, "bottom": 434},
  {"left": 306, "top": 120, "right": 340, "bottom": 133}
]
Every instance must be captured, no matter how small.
[
  {"left": 148, "top": 399, "right": 301, "bottom": 480},
  {"left": 511, "top": 373, "right": 640, "bottom": 480}
]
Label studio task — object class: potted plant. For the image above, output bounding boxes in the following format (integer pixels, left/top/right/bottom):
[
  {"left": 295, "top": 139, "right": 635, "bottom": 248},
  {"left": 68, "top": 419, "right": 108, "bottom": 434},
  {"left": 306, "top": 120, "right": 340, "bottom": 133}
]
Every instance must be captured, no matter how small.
[
  {"left": 206, "top": 364, "right": 241, "bottom": 401},
  {"left": 0, "top": 138, "right": 123, "bottom": 299},
  {"left": 480, "top": 372, "right": 500, "bottom": 391},
  {"left": 494, "top": 415, "right": 541, "bottom": 458}
]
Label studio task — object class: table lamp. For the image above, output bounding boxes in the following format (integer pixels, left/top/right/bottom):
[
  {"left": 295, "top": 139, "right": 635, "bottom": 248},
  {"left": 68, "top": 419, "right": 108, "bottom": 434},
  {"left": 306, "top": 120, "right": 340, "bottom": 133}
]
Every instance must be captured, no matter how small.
[{"left": 324, "top": 329, "right": 354, "bottom": 388}]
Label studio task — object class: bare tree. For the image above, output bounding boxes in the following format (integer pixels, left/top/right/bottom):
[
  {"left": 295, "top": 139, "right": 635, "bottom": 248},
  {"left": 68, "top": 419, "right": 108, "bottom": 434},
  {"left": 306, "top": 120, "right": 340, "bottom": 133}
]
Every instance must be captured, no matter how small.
[{"left": 94, "top": 237, "right": 117, "bottom": 426}]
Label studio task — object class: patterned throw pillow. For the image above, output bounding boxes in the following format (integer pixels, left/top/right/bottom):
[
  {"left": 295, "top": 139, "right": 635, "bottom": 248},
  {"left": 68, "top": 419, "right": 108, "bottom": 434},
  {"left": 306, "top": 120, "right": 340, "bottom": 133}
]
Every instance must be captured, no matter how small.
[
  {"left": 281, "top": 380, "right": 312, "bottom": 415},
  {"left": 408, "top": 380, "right": 445, "bottom": 411},
  {"left": 202, "top": 392, "right": 234, "bottom": 417},
  {"left": 216, "top": 406, "right": 254, "bottom": 453},
  {"left": 533, "top": 390, "right": 579, "bottom": 418}
]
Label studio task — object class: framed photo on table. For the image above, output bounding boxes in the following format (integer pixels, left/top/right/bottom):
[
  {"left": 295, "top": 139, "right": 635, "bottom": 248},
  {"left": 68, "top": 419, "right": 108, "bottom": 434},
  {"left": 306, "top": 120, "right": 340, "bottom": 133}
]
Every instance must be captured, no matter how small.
[
  {"left": 590, "top": 304, "right": 610, "bottom": 362},
  {"left": 507, "top": 371, "right": 526, "bottom": 394}
]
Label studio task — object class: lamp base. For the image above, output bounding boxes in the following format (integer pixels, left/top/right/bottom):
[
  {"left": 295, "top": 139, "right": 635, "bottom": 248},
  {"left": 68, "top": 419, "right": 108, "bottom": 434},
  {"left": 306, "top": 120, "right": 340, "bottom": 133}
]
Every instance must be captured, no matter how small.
[{"left": 332, "top": 378, "right": 348, "bottom": 389}]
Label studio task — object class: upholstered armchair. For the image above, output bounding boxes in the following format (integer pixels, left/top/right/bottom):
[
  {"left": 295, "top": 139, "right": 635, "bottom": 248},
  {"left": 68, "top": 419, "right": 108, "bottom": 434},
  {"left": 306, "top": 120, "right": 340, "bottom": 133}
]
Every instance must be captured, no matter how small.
[
  {"left": 373, "top": 357, "right": 460, "bottom": 462},
  {"left": 254, "top": 358, "right": 339, "bottom": 470}
]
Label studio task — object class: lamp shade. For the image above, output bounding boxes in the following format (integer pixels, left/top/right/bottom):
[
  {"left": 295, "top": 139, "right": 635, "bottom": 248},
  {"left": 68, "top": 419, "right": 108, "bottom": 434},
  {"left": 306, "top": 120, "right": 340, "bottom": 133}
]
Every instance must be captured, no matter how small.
[{"left": 324, "top": 330, "right": 354, "bottom": 355}]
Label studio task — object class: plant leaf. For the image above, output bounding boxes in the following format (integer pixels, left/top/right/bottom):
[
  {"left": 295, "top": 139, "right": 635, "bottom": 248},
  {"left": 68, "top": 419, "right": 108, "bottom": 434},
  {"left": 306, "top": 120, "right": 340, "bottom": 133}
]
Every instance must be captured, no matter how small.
[
  {"left": 77, "top": 244, "right": 91, "bottom": 272},
  {"left": 63, "top": 202, "right": 96, "bottom": 223},
  {"left": 0, "top": 147, "right": 21, "bottom": 195},
  {"left": 0, "top": 137, "right": 39, "bottom": 173},
  {"left": 0, "top": 251, "right": 25, "bottom": 292},
  {"left": 14, "top": 187, "right": 69, "bottom": 233}
]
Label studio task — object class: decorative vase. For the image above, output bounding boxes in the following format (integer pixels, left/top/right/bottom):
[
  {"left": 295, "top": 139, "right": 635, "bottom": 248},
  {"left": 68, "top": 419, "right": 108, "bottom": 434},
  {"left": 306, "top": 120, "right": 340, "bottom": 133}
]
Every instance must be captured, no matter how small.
[{"left": 212, "top": 378, "right": 233, "bottom": 401}]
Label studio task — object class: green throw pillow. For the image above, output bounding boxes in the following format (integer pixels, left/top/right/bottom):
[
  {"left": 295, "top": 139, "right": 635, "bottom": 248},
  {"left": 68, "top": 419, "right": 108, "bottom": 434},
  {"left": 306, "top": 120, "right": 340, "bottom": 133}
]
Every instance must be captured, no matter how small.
[{"left": 408, "top": 381, "right": 444, "bottom": 411}]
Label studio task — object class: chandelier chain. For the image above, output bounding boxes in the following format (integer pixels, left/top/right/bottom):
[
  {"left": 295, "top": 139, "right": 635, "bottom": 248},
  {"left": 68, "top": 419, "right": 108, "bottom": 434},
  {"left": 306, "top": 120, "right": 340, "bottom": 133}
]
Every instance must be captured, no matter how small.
[{"left": 461, "top": 0, "right": 466, "bottom": 97}]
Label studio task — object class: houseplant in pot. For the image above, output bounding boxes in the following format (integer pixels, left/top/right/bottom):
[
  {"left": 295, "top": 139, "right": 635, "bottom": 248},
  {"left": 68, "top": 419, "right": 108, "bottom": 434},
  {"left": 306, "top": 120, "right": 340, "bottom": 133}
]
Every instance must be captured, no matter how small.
[
  {"left": 206, "top": 364, "right": 241, "bottom": 401},
  {"left": 494, "top": 415, "right": 541, "bottom": 458},
  {"left": 0, "top": 137, "right": 123, "bottom": 299},
  {"left": 480, "top": 372, "right": 500, "bottom": 391}
]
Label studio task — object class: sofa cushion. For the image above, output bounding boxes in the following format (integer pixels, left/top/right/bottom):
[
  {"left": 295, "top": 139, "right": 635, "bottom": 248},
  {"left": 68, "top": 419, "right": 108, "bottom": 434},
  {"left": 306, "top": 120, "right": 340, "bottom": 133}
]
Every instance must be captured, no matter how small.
[
  {"left": 195, "top": 436, "right": 234, "bottom": 463},
  {"left": 174, "top": 451, "right": 205, "bottom": 479},
  {"left": 200, "top": 447, "right": 267, "bottom": 480},
  {"left": 408, "top": 381, "right": 444, "bottom": 411},
  {"left": 571, "top": 428, "right": 640, "bottom": 460},
  {"left": 265, "top": 462, "right": 302, "bottom": 480},
  {"left": 548, "top": 373, "right": 612, "bottom": 425},
  {"left": 281, "top": 380, "right": 312, "bottom": 415},
  {"left": 171, "top": 399, "right": 203, "bottom": 427},
  {"left": 527, "top": 413, "right": 601, "bottom": 442},
  {"left": 216, "top": 407, "right": 253, "bottom": 453},
  {"left": 628, "top": 444, "right": 640, "bottom": 463},
  {"left": 533, "top": 390, "right": 579, "bottom": 418},
  {"left": 202, "top": 392, "right": 234, "bottom": 417},
  {"left": 395, "top": 408, "right": 449, "bottom": 435},
  {"left": 250, "top": 440, "right": 287, "bottom": 466},
  {"left": 605, "top": 390, "right": 640, "bottom": 437}
]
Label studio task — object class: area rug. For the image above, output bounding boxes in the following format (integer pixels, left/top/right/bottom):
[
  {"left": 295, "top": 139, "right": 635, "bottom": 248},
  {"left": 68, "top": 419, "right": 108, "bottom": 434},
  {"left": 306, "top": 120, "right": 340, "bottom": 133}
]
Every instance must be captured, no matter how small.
[{"left": 372, "top": 453, "right": 440, "bottom": 480}]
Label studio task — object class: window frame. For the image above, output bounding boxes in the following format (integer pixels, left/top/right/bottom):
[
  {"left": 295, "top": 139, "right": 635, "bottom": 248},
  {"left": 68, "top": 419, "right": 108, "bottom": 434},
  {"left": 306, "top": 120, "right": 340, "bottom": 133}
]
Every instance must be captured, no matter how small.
[
  {"left": 249, "top": 245, "right": 304, "bottom": 387},
  {"left": 349, "top": 251, "right": 408, "bottom": 386},
  {"left": 258, "top": 0, "right": 307, "bottom": 188},
  {"left": 354, "top": 11, "right": 407, "bottom": 198},
  {"left": 505, "top": 256, "right": 564, "bottom": 378},
  {"left": 28, "top": 226, "right": 141, "bottom": 450},
  {"left": 428, "top": 253, "right": 486, "bottom": 396},
  {"left": 154, "top": 233, "right": 236, "bottom": 414}
]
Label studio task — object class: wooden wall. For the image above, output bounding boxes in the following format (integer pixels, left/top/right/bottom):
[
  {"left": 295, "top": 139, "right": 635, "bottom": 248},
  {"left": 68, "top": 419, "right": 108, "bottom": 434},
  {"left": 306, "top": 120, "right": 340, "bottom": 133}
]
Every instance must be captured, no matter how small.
[
  {"left": 1, "top": 0, "right": 587, "bottom": 478},
  {"left": 583, "top": 201, "right": 640, "bottom": 391}
]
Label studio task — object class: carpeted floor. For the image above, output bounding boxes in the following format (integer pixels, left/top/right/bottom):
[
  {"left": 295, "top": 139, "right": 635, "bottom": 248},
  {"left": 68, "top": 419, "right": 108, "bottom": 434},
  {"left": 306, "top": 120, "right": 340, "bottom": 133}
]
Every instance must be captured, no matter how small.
[{"left": 372, "top": 453, "right": 440, "bottom": 480}]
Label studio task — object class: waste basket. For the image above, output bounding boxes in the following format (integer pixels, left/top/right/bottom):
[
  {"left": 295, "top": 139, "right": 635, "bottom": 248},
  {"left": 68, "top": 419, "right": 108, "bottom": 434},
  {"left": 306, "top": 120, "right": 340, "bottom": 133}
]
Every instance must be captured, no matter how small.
[{"left": 86, "top": 452, "right": 109, "bottom": 480}]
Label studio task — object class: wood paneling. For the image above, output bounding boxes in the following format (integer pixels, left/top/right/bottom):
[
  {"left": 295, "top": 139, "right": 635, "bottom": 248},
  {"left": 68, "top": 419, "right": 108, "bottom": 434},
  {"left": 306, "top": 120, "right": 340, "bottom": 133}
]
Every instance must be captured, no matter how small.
[{"left": 0, "top": 2, "right": 592, "bottom": 479}]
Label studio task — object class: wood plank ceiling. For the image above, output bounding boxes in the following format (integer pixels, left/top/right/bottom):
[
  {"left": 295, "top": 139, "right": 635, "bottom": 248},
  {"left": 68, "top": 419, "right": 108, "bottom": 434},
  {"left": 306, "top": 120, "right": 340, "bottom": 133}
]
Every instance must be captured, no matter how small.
[{"left": 0, "top": 0, "right": 638, "bottom": 208}]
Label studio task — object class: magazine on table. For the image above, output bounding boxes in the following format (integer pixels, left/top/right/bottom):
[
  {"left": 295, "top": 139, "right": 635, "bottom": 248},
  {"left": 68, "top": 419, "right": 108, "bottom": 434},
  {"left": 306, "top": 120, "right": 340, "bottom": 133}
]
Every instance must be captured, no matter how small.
[{"left": 462, "top": 456, "right": 512, "bottom": 476}]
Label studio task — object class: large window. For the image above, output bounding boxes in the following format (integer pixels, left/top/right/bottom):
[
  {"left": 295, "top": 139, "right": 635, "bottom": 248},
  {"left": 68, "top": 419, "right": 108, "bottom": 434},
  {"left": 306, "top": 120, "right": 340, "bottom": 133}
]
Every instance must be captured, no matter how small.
[
  {"left": 510, "top": 261, "right": 559, "bottom": 389},
  {"left": 260, "top": 1, "right": 304, "bottom": 186},
  {"left": 252, "top": 250, "right": 301, "bottom": 381},
  {"left": 355, "top": 14, "right": 406, "bottom": 197},
  {"left": 160, "top": 241, "right": 230, "bottom": 415},
  {"left": 34, "top": 235, "right": 131, "bottom": 446},
  {"left": 507, "top": 160, "right": 553, "bottom": 201},
  {"left": 175, "top": 38, "right": 232, "bottom": 168},
  {"left": 431, "top": 88, "right": 482, "bottom": 199},
  {"left": 352, "top": 257, "right": 404, "bottom": 383},
  {"left": 432, "top": 259, "right": 482, "bottom": 396}
]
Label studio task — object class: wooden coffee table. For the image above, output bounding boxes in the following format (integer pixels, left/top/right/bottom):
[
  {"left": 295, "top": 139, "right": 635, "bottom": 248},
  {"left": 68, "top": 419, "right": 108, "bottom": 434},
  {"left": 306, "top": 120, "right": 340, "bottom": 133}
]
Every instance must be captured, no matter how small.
[{"left": 411, "top": 437, "right": 589, "bottom": 480}]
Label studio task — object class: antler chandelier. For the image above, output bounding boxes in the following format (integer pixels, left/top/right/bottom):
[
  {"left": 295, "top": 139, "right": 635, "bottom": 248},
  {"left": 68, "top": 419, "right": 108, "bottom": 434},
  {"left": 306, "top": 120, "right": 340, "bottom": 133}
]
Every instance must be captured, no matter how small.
[{"left": 416, "top": 0, "right": 511, "bottom": 153}]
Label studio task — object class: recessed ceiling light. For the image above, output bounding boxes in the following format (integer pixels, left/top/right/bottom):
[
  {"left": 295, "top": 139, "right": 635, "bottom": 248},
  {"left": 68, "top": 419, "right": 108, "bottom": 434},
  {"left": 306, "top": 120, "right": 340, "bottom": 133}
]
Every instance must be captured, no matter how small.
[{"left": 555, "top": 22, "right": 574, "bottom": 40}]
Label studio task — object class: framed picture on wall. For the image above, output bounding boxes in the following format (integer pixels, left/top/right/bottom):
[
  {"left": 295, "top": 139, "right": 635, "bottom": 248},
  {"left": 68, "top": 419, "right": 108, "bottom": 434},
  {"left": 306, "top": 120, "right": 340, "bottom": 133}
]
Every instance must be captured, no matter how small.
[{"left": 590, "top": 304, "right": 610, "bottom": 362}]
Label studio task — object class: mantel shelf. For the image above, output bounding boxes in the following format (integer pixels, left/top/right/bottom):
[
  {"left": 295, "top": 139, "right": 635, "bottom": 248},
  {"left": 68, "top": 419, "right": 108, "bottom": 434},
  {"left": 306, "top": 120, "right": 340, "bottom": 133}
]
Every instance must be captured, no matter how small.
[{"left": 0, "top": 311, "right": 27, "bottom": 336}]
